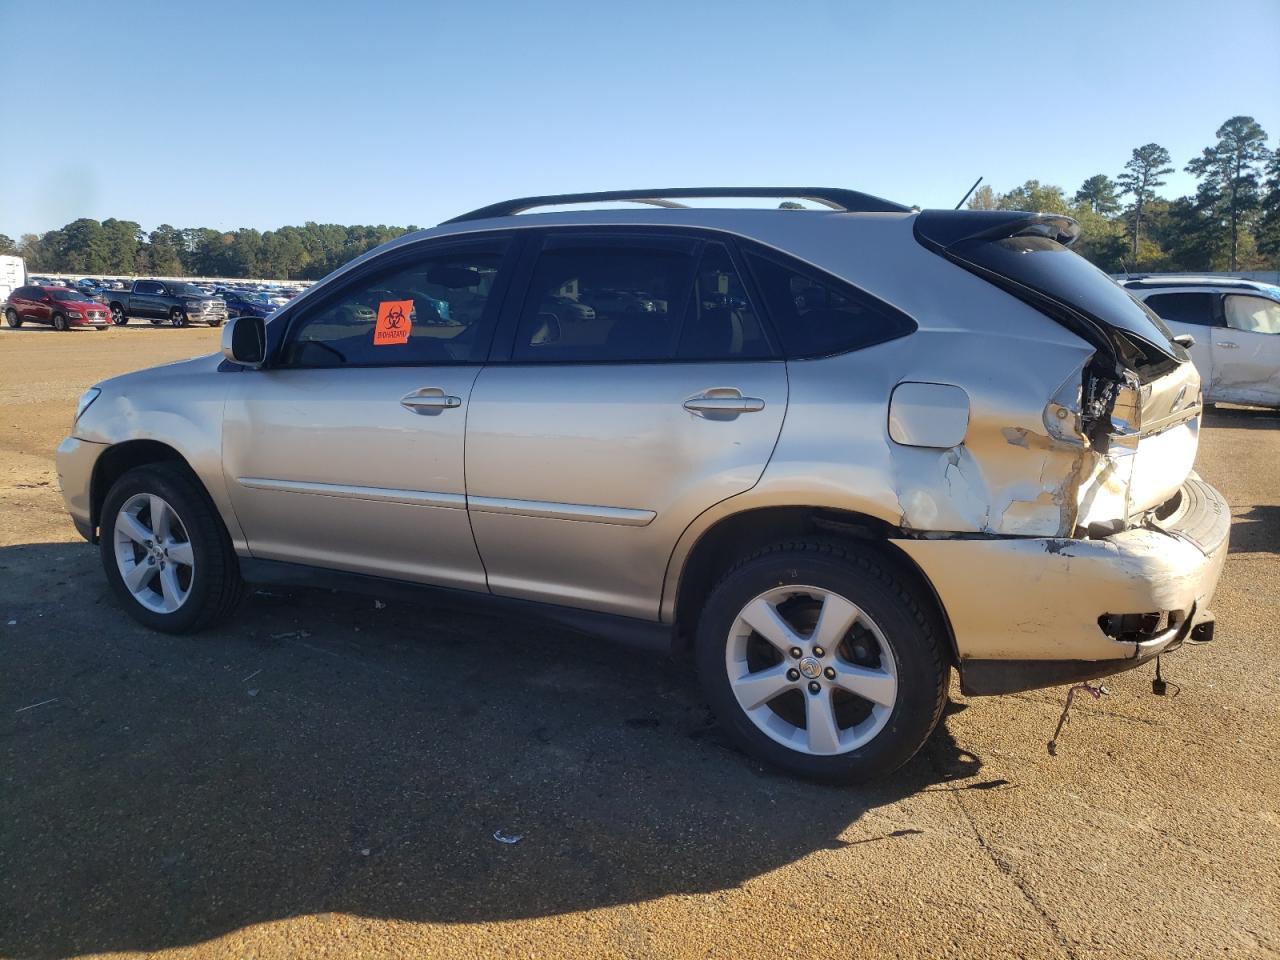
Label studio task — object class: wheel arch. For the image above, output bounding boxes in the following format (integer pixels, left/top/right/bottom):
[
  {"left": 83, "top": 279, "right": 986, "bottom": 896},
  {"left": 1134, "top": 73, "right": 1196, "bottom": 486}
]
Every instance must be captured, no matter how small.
[
  {"left": 666, "top": 504, "right": 959, "bottom": 665},
  {"left": 91, "top": 440, "right": 198, "bottom": 535}
]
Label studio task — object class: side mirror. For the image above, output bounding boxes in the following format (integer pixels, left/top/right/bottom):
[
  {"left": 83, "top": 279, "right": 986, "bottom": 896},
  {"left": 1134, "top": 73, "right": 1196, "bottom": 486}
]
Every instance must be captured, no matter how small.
[
  {"left": 222, "top": 315, "right": 266, "bottom": 368},
  {"left": 1172, "top": 333, "right": 1196, "bottom": 349}
]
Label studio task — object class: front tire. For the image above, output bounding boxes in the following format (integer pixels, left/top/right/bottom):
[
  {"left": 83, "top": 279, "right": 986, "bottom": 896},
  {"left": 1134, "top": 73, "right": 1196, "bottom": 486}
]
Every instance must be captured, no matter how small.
[
  {"left": 695, "top": 540, "right": 948, "bottom": 783},
  {"left": 52, "top": 313, "right": 69, "bottom": 331},
  {"left": 169, "top": 307, "right": 188, "bottom": 328},
  {"left": 99, "top": 463, "right": 245, "bottom": 633},
  {"left": 5, "top": 308, "right": 20, "bottom": 328},
  {"left": 110, "top": 303, "right": 128, "bottom": 325}
]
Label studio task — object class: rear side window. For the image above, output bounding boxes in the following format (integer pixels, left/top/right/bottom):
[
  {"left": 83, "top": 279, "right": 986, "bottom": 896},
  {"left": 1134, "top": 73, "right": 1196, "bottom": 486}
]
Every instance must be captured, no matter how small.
[
  {"left": 745, "top": 250, "right": 915, "bottom": 358},
  {"left": 1143, "top": 292, "right": 1219, "bottom": 327},
  {"left": 676, "top": 241, "right": 773, "bottom": 360},
  {"left": 280, "top": 241, "right": 507, "bottom": 367},
  {"left": 512, "top": 237, "right": 695, "bottom": 362}
]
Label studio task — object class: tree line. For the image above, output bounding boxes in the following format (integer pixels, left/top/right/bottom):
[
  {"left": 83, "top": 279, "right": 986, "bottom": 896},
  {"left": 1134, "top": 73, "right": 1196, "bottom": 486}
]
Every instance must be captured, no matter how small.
[
  {"left": 2, "top": 114, "right": 1278, "bottom": 279},
  {"left": 966, "top": 115, "right": 1280, "bottom": 273},
  {"left": 0, "top": 221, "right": 418, "bottom": 280}
]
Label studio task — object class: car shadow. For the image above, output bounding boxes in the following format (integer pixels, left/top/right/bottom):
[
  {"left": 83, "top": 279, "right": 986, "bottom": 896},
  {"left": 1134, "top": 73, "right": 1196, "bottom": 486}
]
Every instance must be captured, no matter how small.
[
  {"left": 1203, "top": 405, "right": 1280, "bottom": 429},
  {"left": 1227, "top": 504, "right": 1280, "bottom": 554},
  {"left": 0, "top": 540, "right": 981, "bottom": 958}
]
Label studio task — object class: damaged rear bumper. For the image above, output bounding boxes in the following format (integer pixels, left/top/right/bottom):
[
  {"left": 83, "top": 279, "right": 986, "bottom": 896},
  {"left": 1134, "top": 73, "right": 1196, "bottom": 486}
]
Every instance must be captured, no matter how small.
[{"left": 892, "top": 474, "right": 1229, "bottom": 695}]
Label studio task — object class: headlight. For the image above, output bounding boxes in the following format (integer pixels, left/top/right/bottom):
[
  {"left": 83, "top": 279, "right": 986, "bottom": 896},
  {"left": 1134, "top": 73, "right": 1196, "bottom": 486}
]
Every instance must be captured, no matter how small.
[
  {"left": 65, "top": 310, "right": 82, "bottom": 317},
  {"left": 74, "top": 387, "right": 101, "bottom": 424}
]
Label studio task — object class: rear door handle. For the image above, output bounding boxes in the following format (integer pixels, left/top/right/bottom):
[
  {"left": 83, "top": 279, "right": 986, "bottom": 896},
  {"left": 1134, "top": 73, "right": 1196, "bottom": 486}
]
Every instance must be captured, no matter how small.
[
  {"left": 401, "top": 388, "right": 462, "bottom": 413},
  {"left": 683, "top": 388, "right": 766, "bottom": 416}
]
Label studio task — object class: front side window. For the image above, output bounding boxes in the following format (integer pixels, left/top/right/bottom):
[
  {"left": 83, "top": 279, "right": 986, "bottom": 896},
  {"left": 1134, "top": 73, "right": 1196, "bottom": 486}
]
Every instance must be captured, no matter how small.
[
  {"left": 136, "top": 281, "right": 163, "bottom": 295},
  {"left": 745, "top": 249, "right": 915, "bottom": 358},
  {"left": 512, "top": 237, "right": 695, "bottom": 362},
  {"left": 280, "top": 241, "right": 507, "bottom": 367},
  {"left": 1224, "top": 295, "right": 1280, "bottom": 335},
  {"left": 1142, "top": 292, "right": 1218, "bottom": 327}
]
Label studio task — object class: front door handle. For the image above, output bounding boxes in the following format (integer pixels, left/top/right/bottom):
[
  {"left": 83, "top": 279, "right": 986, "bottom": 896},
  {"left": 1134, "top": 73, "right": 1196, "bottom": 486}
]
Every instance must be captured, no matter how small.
[
  {"left": 683, "top": 388, "right": 766, "bottom": 417},
  {"left": 1217, "top": 341, "right": 1238, "bottom": 349},
  {"left": 401, "top": 388, "right": 462, "bottom": 414}
]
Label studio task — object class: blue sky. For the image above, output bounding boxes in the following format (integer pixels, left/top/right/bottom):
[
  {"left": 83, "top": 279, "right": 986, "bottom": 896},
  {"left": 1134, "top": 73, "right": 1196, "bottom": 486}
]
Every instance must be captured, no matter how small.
[{"left": 2, "top": 0, "right": 1277, "bottom": 237}]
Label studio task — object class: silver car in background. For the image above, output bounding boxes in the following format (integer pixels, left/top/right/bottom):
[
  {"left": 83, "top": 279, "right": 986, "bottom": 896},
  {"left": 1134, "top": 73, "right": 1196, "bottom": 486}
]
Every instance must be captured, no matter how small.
[{"left": 56, "top": 188, "right": 1227, "bottom": 782}]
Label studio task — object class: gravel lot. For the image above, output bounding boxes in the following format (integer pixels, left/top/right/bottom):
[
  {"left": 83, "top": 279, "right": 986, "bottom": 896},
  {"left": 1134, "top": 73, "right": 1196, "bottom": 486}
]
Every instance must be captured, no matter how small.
[{"left": 1, "top": 324, "right": 1277, "bottom": 960}]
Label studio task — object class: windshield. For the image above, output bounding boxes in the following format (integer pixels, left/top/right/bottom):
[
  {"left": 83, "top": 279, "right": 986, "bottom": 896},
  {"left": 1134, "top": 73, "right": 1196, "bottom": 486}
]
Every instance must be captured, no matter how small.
[
  {"left": 171, "top": 283, "right": 206, "bottom": 297},
  {"left": 54, "top": 289, "right": 92, "bottom": 302}
]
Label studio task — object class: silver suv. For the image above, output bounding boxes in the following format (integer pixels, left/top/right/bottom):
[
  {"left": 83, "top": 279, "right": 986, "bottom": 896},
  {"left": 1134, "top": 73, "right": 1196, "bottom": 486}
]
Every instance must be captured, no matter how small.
[{"left": 56, "top": 188, "right": 1228, "bottom": 782}]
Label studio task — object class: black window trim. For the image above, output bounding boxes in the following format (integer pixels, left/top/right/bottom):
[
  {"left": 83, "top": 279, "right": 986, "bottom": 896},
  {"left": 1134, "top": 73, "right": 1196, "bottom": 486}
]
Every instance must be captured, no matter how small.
[
  {"left": 486, "top": 224, "right": 783, "bottom": 366},
  {"left": 266, "top": 231, "right": 522, "bottom": 371},
  {"left": 736, "top": 239, "right": 920, "bottom": 360}
]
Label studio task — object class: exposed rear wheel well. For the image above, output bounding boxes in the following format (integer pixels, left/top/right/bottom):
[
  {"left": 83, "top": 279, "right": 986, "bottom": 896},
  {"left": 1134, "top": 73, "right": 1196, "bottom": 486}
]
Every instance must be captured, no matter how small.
[
  {"left": 90, "top": 440, "right": 190, "bottom": 536},
  {"left": 672, "top": 507, "right": 958, "bottom": 664}
]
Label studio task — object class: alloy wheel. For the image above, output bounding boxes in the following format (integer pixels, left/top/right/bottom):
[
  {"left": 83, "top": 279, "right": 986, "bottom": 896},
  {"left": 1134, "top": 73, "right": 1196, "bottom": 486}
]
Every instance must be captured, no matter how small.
[
  {"left": 113, "top": 493, "right": 196, "bottom": 614},
  {"left": 725, "top": 585, "right": 898, "bottom": 756}
]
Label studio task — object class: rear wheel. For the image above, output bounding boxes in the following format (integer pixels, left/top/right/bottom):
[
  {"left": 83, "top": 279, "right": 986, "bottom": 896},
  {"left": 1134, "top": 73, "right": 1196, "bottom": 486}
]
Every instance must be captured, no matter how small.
[
  {"left": 52, "top": 313, "right": 69, "bottom": 331},
  {"left": 695, "top": 540, "right": 948, "bottom": 783},
  {"left": 110, "top": 303, "right": 128, "bottom": 325},
  {"left": 99, "top": 463, "right": 245, "bottom": 633},
  {"left": 169, "top": 307, "right": 188, "bottom": 328},
  {"left": 5, "top": 308, "right": 20, "bottom": 328}
]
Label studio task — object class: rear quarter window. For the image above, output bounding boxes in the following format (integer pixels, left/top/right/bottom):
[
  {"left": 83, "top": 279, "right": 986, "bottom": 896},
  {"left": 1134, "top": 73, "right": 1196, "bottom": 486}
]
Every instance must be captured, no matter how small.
[{"left": 744, "top": 248, "right": 915, "bottom": 359}]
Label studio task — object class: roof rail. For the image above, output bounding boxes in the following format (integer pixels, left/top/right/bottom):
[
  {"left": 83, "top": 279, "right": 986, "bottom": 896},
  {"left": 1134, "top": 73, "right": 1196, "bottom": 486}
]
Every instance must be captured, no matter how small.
[{"left": 442, "top": 187, "right": 911, "bottom": 224}]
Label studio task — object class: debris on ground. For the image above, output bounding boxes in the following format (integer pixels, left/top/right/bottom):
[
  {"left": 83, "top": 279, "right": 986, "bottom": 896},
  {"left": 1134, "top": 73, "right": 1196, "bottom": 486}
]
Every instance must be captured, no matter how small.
[
  {"left": 247, "top": 688, "right": 259, "bottom": 697},
  {"left": 15, "top": 697, "right": 58, "bottom": 714},
  {"left": 241, "top": 668, "right": 262, "bottom": 683},
  {"left": 492, "top": 829, "right": 524, "bottom": 845},
  {"left": 1047, "top": 682, "right": 1109, "bottom": 755},
  {"left": 374, "top": 600, "right": 386, "bottom": 610},
  {"left": 270, "top": 630, "right": 312, "bottom": 640}
]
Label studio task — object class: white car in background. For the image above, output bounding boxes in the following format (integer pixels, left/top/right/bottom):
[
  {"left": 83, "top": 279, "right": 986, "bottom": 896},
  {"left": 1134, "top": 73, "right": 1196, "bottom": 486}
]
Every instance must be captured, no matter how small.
[{"left": 1122, "top": 277, "right": 1280, "bottom": 408}]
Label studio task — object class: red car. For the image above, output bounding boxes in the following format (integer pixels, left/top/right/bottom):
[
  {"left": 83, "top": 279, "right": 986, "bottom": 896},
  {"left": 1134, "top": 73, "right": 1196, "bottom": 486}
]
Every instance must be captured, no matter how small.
[{"left": 4, "top": 285, "right": 111, "bottom": 331}]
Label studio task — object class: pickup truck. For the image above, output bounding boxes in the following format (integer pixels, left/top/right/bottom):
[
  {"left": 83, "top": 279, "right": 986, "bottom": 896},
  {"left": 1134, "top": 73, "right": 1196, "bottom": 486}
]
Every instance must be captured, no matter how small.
[{"left": 107, "top": 280, "right": 228, "bottom": 327}]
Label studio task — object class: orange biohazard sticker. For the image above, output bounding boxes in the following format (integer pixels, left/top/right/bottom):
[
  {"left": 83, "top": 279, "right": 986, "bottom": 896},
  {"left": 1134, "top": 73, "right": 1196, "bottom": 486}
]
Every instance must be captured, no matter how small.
[{"left": 374, "top": 300, "right": 413, "bottom": 346}]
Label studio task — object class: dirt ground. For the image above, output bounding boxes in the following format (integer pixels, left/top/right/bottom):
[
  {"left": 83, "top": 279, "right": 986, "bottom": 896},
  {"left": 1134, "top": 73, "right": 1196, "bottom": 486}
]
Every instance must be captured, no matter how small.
[{"left": 1, "top": 323, "right": 1277, "bottom": 960}]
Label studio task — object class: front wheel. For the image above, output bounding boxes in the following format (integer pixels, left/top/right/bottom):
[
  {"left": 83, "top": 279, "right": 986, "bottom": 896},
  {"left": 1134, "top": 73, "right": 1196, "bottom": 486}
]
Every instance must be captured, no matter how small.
[
  {"left": 110, "top": 303, "right": 128, "bottom": 325},
  {"left": 169, "top": 307, "right": 188, "bottom": 328},
  {"left": 5, "top": 308, "right": 20, "bottom": 328},
  {"left": 99, "top": 463, "right": 245, "bottom": 633},
  {"left": 51, "top": 313, "right": 70, "bottom": 331},
  {"left": 695, "top": 540, "right": 948, "bottom": 783}
]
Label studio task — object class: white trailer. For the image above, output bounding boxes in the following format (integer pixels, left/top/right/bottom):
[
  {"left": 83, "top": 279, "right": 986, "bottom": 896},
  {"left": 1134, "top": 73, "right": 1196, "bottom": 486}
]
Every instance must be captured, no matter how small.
[{"left": 0, "top": 254, "right": 26, "bottom": 301}]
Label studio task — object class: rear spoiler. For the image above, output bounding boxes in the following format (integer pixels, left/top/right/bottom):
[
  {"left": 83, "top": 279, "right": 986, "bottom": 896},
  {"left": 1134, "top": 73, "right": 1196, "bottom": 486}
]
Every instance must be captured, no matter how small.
[{"left": 913, "top": 209, "right": 1080, "bottom": 251}]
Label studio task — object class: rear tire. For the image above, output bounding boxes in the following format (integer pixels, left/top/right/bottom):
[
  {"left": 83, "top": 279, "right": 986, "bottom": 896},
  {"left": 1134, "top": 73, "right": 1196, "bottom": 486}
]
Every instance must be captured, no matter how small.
[
  {"left": 52, "top": 313, "right": 69, "bottom": 331},
  {"left": 99, "top": 463, "right": 245, "bottom": 634},
  {"left": 5, "top": 308, "right": 20, "bottom": 328},
  {"left": 694, "top": 539, "right": 948, "bottom": 783}
]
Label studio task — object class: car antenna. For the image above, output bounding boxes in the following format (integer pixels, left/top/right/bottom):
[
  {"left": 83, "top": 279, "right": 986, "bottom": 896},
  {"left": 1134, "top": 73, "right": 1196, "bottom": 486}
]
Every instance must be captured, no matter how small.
[{"left": 955, "top": 176, "right": 983, "bottom": 210}]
